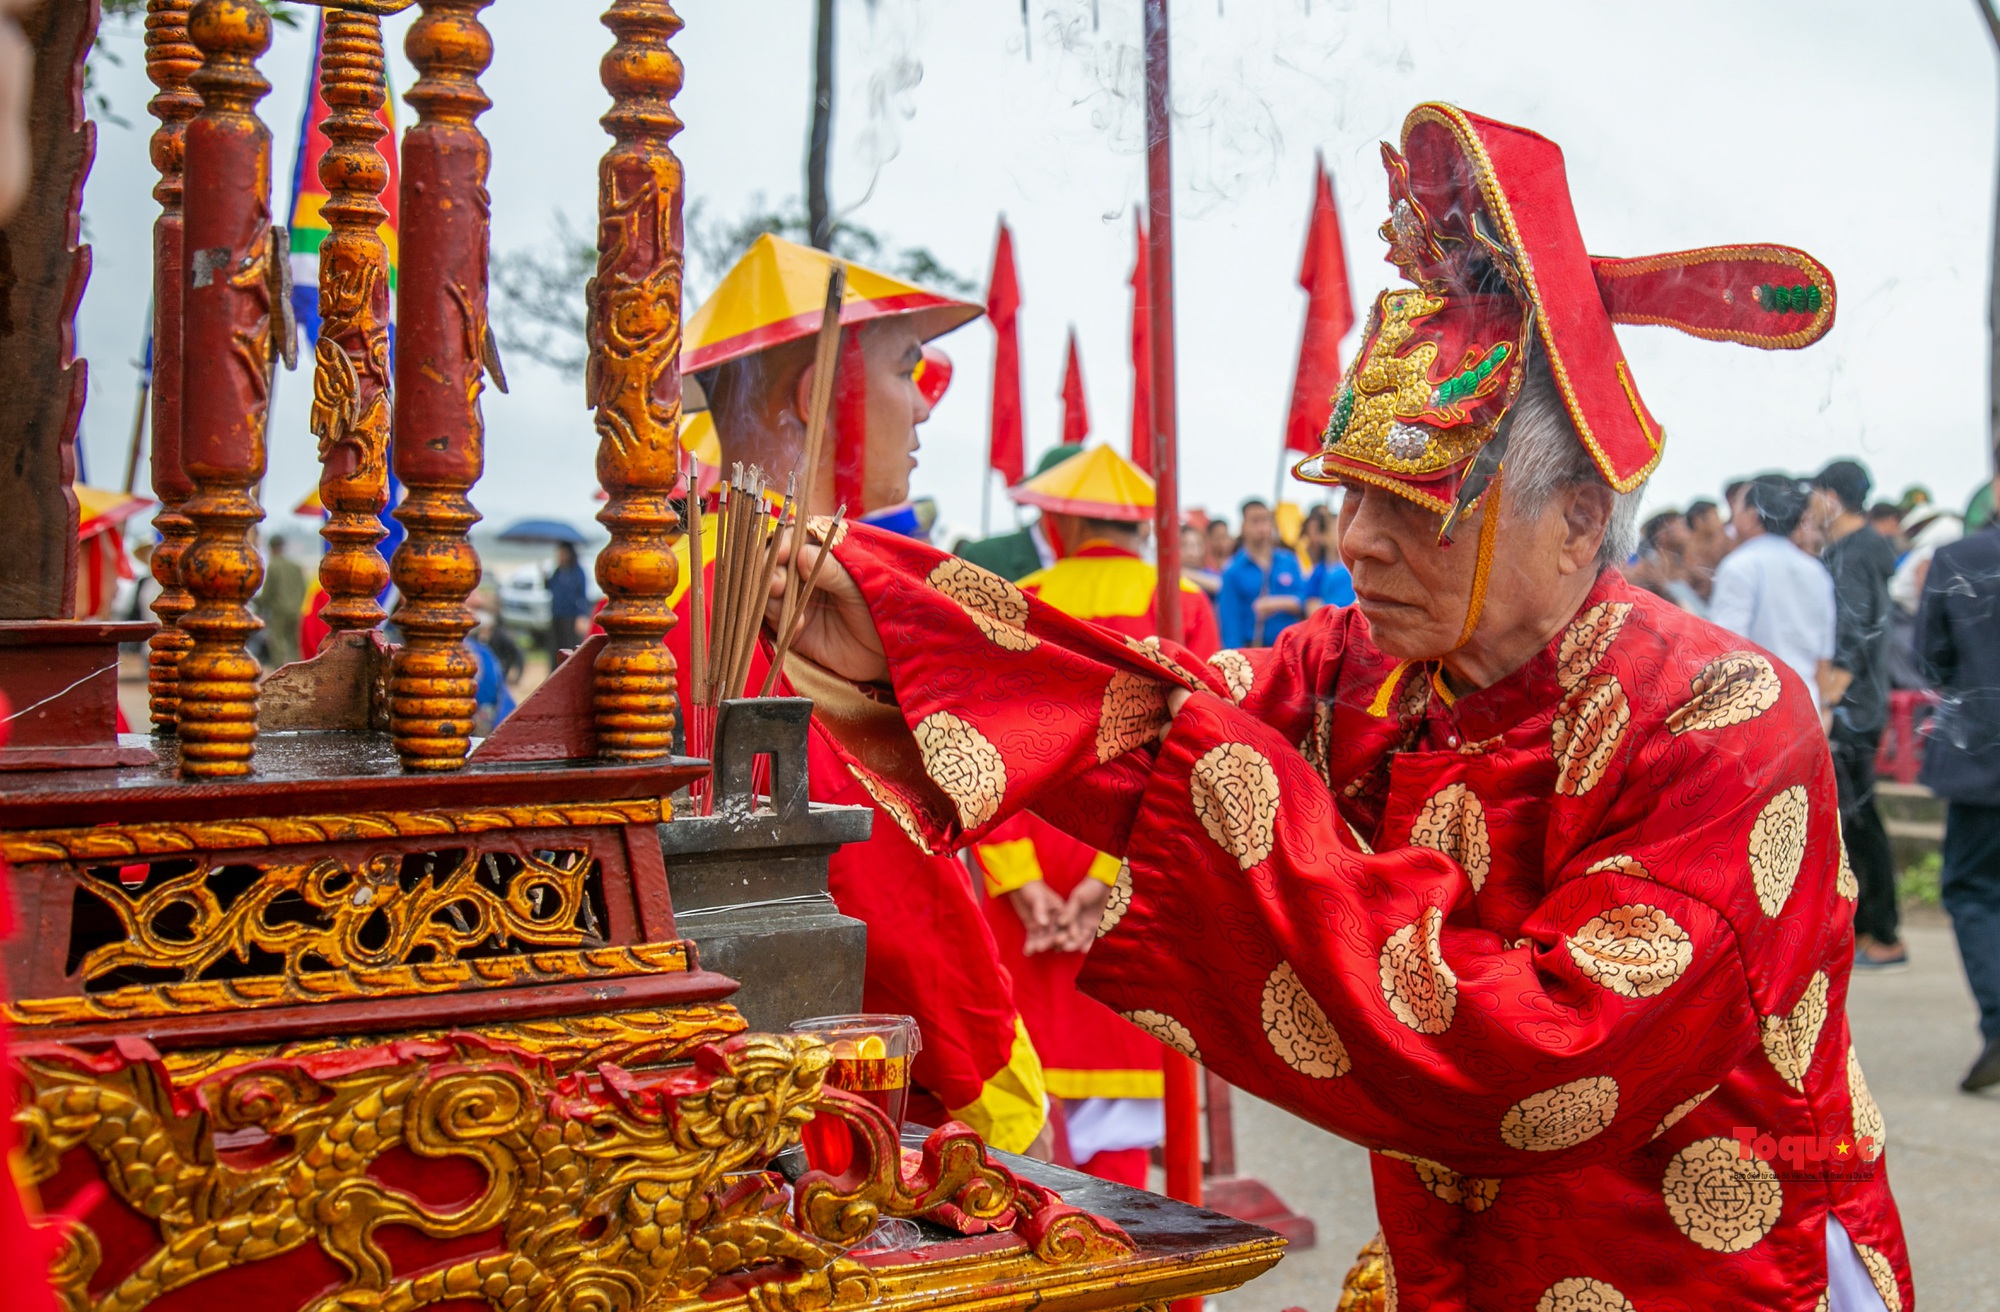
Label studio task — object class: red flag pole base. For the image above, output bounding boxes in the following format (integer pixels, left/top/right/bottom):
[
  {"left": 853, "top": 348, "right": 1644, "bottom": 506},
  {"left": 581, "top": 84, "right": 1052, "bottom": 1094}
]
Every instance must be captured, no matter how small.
[{"left": 1162, "top": 1048, "right": 1204, "bottom": 1312}]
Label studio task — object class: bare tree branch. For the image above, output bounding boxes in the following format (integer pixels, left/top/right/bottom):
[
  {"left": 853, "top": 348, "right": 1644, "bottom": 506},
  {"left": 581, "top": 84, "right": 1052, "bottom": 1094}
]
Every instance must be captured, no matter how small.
[
  {"left": 1976, "top": 0, "right": 2000, "bottom": 50},
  {"left": 491, "top": 199, "right": 975, "bottom": 382}
]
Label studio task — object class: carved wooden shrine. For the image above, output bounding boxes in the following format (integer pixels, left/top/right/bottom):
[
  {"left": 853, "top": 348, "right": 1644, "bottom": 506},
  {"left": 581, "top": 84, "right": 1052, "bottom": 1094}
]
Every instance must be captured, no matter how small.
[{"left": 0, "top": 3, "right": 1285, "bottom": 1310}]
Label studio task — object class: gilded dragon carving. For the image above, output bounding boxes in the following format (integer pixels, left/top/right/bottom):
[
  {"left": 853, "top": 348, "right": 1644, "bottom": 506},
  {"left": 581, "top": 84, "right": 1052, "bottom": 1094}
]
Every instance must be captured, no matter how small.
[
  {"left": 13, "top": 1031, "right": 1135, "bottom": 1312},
  {"left": 14, "top": 1033, "right": 863, "bottom": 1312}
]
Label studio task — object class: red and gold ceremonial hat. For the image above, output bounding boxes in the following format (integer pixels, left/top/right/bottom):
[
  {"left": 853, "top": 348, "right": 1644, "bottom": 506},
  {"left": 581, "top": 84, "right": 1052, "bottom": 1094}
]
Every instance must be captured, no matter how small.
[{"left": 1295, "top": 103, "right": 1836, "bottom": 520}]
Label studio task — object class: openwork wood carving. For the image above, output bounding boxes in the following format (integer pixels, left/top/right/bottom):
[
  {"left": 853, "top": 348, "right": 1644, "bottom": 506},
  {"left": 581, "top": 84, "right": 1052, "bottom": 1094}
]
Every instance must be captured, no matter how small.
[
  {"left": 177, "top": 0, "right": 277, "bottom": 777},
  {"left": 588, "top": 0, "right": 686, "bottom": 759},
  {"left": 144, "top": 0, "right": 200, "bottom": 731},
  {"left": 5, "top": 825, "right": 698, "bottom": 1027},
  {"left": 310, "top": 10, "right": 395, "bottom": 637},
  {"left": 390, "top": 0, "right": 503, "bottom": 772}
]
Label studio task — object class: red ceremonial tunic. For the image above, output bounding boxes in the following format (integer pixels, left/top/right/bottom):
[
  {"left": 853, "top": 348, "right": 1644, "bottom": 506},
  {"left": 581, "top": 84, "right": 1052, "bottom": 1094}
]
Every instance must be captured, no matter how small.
[
  {"left": 661, "top": 521, "right": 1042, "bottom": 1149},
  {"left": 809, "top": 524, "right": 1912, "bottom": 1312}
]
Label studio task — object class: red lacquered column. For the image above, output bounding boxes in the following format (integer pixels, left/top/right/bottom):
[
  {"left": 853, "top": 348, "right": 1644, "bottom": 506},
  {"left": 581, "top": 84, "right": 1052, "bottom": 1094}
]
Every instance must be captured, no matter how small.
[
  {"left": 390, "top": 0, "right": 499, "bottom": 771},
  {"left": 311, "top": 9, "right": 395, "bottom": 638},
  {"left": 589, "top": 0, "right": 685, "bottom": 759},
  {"left": 144, "top": 0, "right": 200, "bottom": 732},
  {"left": 177, "top": 0, "right": 275, "bottom": 778}
]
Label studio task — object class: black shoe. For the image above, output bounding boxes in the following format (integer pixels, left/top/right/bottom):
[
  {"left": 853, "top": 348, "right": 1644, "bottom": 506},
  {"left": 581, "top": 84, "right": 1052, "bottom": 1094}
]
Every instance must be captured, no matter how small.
[{"left": 1963, "top": 1038, "right": 2000, "bottom": 1093}]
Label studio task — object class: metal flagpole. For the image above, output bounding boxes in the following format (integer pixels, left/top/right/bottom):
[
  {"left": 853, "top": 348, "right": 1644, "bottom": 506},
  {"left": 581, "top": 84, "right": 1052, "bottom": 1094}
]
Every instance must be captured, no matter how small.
[
  {"left": 124, "top": 305, "right": 155, "bottom": 495},
  {"left": 1143, "top": 6, "right": 1204, "bottom": 1287}
]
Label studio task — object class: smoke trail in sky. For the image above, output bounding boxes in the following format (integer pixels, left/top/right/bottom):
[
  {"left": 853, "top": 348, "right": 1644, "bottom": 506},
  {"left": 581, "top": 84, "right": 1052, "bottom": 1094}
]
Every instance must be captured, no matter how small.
[
  {"left": 1033, "top": 0, "right": 1390, "bottom": 216},
  {"left": 840, "top": 0, "right": 926, "bottom": 219}
]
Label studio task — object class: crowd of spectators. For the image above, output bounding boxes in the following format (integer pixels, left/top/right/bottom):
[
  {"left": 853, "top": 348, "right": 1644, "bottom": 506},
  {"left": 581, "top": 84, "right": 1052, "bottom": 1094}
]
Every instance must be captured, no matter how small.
[
  {"left": 1182, "top": 499, "right": 1354, "bottom": 649},
  {"left": 1625, "top": 459, "right": 2000, "bottom": 1091}
]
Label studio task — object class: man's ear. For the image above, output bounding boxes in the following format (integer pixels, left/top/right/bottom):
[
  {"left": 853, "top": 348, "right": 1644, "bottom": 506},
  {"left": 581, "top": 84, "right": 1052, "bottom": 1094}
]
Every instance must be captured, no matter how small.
[
  {"left": 1559, "top": 483, "right": 1613, "bottom": 575},
  {"left": 790, "top": 360, "right": 818, "bottom": 428}
]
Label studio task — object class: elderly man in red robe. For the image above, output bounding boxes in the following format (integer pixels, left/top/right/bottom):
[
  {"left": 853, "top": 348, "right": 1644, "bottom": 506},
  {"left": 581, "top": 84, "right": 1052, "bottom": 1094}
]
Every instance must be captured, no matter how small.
[{"left": 771, "top": 105, "right": 1909, "bottom": 1312}]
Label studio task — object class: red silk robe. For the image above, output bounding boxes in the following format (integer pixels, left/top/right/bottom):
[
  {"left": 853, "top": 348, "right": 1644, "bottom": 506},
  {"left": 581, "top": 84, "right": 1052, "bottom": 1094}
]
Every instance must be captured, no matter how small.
[
  {"left": 662, "top": 522, "right": 1044, "bottom": 1150},
  {"left": 808, "top": 524, "right": 1911, "bottom": 1312}
]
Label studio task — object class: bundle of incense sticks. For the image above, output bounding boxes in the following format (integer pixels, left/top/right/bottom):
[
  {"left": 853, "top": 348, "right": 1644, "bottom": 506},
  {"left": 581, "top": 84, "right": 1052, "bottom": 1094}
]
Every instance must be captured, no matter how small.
[{"left": 683, "top": 464, "right": 791, "bottom": 759}]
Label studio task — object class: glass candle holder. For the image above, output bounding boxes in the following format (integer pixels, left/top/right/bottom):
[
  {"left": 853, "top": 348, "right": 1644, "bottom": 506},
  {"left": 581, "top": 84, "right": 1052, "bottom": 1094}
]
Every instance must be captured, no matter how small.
[{"left": 788, "top": 1013, "right": 920, "bottom": 1176}]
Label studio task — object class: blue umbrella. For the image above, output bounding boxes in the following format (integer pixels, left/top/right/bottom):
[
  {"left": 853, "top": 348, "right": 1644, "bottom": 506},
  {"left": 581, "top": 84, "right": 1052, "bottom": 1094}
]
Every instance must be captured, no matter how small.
[{"left": 497, "top": 517, "right": 588, "bottom": 546}]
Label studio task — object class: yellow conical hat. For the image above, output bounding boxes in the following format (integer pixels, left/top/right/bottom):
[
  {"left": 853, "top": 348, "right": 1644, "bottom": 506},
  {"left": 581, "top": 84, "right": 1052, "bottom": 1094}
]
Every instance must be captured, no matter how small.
[
  {"left": 680, "top": 410, "right": 721, "bottom": 466},
  {"left": 682, "top": 234, "right": 982, "bottom": 375},
  {"left": 74, "top": 484, "right": 152, "bottom": 536},
  {"left": 1011, "top": 444, "right": 1155, "bottom": 521}
]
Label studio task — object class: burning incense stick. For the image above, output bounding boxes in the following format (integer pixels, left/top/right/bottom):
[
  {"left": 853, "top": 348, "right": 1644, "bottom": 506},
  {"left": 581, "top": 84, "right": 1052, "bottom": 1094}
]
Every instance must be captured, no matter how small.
[{"left": 772, "top": 266, "right": 846, "bottom": 658}]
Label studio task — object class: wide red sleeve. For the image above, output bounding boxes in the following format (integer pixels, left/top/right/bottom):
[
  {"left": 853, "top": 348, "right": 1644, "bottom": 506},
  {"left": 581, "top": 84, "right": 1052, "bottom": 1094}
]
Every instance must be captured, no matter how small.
[
  {"left": 816, "top": 525, "right": 1341, "bottom": 858},
  {"left": 1079, "top": 690, "right": 1765, "bottom": 1178}
]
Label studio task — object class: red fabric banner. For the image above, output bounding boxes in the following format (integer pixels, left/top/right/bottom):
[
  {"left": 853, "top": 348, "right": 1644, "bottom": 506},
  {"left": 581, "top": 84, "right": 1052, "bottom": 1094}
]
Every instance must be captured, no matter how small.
[
  {"left": 1128, "top": 213, "right": 1153, "bottom": 474},
  {"left": 1059, "top": 328, "right": 1090, "bottom": 447},
  {"left": 1284, "top": 160, "right": 1355, "bottom": 455},
  {"left": 986, "top": 223, "right": 1026, "bottom": 485}
]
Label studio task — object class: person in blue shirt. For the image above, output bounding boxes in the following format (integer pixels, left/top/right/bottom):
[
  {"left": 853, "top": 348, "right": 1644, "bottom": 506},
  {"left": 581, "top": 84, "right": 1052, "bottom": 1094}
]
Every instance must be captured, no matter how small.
[
  {"left": 1299, "top": 503, "right": 1355, "bottom": 614},
  {"left": 1217, "top": 498, "right": 1309, "bottom": 648}
]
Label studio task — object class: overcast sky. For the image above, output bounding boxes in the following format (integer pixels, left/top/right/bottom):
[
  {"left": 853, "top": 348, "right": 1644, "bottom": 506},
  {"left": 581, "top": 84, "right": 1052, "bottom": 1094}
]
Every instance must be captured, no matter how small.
[{"left": 74, "top": 0, "right": 2000, "bottom": 548}]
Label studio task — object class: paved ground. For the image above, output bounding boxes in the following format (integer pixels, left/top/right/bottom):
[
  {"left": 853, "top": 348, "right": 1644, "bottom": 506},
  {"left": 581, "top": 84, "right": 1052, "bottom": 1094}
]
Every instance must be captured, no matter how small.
[{"left": 1211, "top": 918, "right": 2000, "bottom": 1310}]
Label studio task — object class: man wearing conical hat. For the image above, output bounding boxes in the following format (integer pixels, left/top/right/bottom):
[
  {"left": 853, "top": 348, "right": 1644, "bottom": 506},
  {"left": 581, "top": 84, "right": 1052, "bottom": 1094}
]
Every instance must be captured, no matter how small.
[
  {"left": 966, "top": 444, "right": 1218, "bottom": 1186},
  {"left": 771, "top": 105, "right": 1910, "bottom": 1310},
  {"left": 666, "top": 235, "right": 1049, "bottom": 1153}
]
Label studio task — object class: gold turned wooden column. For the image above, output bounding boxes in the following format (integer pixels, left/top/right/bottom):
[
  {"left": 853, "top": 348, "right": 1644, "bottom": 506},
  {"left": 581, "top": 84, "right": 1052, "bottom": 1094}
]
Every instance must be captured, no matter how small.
[
  {"left": 390, "top": 0, "right": 500, "bottom": 771},
  {"left": 144, "top": 0, "right": 200, "bottom": 732},
  {"left": 588, "top": 0, "right": 685, "bottom": 759},
  {"left": 177, "top": 0, "right": 276, "bottom": 778},
  {"left": 309, "top": 9, "right": 394, "bottom": 639}
]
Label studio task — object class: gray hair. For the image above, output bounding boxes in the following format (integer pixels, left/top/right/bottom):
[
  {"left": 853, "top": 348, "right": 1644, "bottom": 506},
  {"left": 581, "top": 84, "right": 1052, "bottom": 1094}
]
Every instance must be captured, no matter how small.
[{"left": 1501, "top": 353, "right": 1643, "bottom": 568}]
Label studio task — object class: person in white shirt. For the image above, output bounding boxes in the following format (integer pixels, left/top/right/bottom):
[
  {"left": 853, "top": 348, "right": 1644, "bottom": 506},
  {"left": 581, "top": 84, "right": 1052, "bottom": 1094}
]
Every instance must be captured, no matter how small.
[{"left": 1709, "top": 473, "right": 1838, "bottom": 713}]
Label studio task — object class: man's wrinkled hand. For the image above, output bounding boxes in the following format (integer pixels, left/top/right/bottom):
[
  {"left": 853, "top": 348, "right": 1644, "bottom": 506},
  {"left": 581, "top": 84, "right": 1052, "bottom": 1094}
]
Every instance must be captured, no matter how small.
[
  {"left": 766, "top": 534, "right": 891, "bottom": 685},
  {"left": 1056, "top": 877, "right": 1113, "bottom": 954},
  {"left": 1008, "top": 879, "right": 1066, "bottom": 955}
]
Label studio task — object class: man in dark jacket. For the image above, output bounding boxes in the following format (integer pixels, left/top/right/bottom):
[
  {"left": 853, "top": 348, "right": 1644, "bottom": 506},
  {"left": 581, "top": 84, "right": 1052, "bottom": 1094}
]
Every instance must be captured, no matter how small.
[
  {"left": 1917, "top": 475, "right": 2000, "bottom": 1092},
  {"left": 1813, "top": 460, "right": 1904, "bottom": 968}
]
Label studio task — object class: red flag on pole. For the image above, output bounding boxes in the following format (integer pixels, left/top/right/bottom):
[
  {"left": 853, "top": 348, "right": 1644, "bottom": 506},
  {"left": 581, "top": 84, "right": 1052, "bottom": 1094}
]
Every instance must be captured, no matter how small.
[
  {"left": 1059, "top": 328, "right": 1090, "bottom": 446},
  {"left": 1283, "top": 157, "right": 1355, "bottom": 455},
  {"left": 1128, "top": 213, "right": 1154, "bottom": 474},
  {"left": 986, "top": 222, "right": 1026, "bottom": 485}
]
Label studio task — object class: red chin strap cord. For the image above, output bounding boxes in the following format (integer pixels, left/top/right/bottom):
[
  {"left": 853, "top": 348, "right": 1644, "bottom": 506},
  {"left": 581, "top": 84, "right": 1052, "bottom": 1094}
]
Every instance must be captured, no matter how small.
[
  {"left": 1450, "top": 470, "right": 1505, "bottom": 652},
  {"left": 832, "top": 330, "right": 869, "bottom": 515}
]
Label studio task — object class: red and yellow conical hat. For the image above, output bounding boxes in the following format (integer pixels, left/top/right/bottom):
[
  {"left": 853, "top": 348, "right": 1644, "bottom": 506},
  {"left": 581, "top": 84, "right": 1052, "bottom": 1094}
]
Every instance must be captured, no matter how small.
[
  {"left": 682, "top": 234, "right": 981, "bottom": 375},
  {"left": 1296, "top": 103, "right": 1836, "bottom": 514},
  {"left": 1011, "top": 444, "right": 1155, "bottom": 522},
  {"left": 75, "top": 484, "right": 152, "bottom": 537}
]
